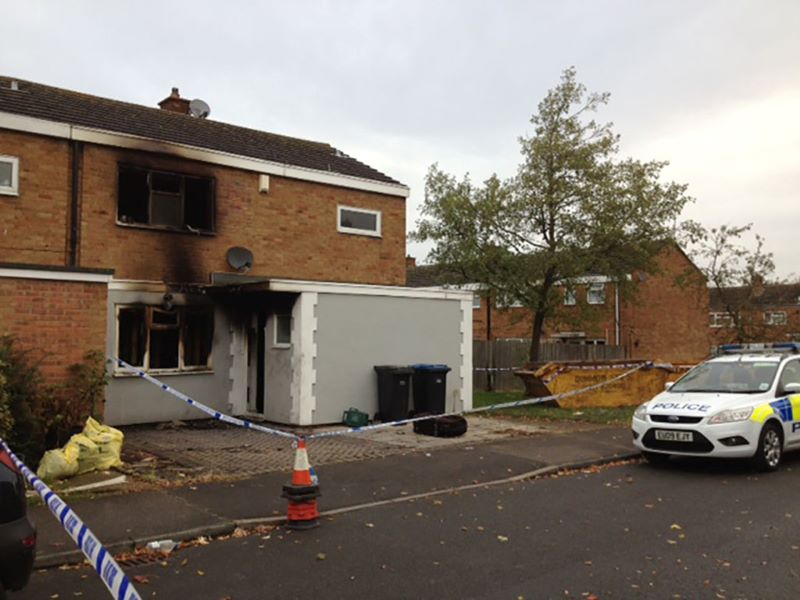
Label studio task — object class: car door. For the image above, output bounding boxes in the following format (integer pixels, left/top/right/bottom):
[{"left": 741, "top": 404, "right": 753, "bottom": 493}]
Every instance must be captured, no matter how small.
[{"left": 775, "top": 358, "right": 800, "bottom": 446}]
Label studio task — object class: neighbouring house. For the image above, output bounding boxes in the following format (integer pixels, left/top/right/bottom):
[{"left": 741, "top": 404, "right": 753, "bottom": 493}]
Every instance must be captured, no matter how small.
[
  {"left": 407, "top": 243, "right": 709, "bottom": 364},
  {"left": 709, "top": 282, "right": 800, "bottom": 345},
  {"left": 0, "top": 77, "right": 472, "bottom": 426}
]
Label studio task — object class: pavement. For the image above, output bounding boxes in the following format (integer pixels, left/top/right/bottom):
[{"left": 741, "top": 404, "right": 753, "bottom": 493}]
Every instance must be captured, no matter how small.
[{"left": 30, "top": 418, "right": 638, "bottom": 568}]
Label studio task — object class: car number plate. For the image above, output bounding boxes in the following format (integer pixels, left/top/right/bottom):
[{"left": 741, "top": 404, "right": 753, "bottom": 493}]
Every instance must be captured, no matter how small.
[{"left": 655, "top": 430, "right": 693, "bottom": 442}]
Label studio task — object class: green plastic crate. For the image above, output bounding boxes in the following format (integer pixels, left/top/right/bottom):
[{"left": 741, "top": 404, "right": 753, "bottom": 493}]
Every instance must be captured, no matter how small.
[{"left": 342, "top": 408, "right": 369, "bottom": 427}]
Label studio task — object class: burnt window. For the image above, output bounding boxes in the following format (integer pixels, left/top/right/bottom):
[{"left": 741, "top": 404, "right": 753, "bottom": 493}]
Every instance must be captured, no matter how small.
[
  {"left": 116, "top": 305, "right": 214, "bottom": 372},
  {"left": 117, "top": 165, "right": 215, "bottom": 233}
]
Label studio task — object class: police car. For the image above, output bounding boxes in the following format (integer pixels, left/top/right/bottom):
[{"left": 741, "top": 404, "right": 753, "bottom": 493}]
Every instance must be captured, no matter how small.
[{"left": 632, "top": 343, "right": 800, "bottom": 471}]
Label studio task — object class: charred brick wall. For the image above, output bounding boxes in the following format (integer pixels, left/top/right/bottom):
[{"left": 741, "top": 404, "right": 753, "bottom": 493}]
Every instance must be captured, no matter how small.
[{"left": 78, "top": 145, "right": 407, "bottom": 285}]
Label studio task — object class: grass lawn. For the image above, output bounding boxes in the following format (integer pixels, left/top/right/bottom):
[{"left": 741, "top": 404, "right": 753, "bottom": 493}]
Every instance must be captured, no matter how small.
[{"left": 473, "top": 390, "right": 636, "bottom": 426}]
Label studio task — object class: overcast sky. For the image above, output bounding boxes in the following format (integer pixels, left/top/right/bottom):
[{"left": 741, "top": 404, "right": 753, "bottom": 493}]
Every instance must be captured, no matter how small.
[{"left": 2, "top": 1, "right": 798, "bottom": 277}]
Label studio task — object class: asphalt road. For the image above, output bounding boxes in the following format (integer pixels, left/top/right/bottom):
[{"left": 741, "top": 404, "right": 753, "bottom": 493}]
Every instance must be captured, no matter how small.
[{"left": 16, "top": 455, "right": 800, "bottom": 600}]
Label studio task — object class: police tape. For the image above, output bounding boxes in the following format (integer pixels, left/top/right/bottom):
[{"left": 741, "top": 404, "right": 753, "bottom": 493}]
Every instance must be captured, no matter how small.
[
  {"left": 473, "top": 367, "right": 517, "bottom": 372},
  {"left": 0, "top": 440, "right": 142, "bottom": 600},
  {"left": 306, "top": 362, "right": 649, "bottom": 439},
  {"left": 114, "top": 358, "right": 299, "bottom": 441},
  {"left": 114, "top": 356, "right": 647, "bottom": 442}
]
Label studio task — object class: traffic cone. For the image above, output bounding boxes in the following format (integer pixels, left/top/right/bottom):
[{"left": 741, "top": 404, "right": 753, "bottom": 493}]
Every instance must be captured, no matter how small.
[{"left": 282, "top": 438, "right": 321, "bottom": 529}]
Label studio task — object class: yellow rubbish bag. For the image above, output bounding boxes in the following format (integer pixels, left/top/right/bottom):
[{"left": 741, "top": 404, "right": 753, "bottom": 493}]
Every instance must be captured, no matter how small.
[
  {"left": 37, "top": 443, "right": 80, "bottom": 482},
  {"left": 36, "top": 417, "right": 124, "bottom": 482}
]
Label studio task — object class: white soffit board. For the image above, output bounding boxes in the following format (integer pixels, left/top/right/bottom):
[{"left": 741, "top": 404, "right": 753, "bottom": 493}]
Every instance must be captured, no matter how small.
[
  {"left": 0, "top": 111, "right": 410, "bottom": 198},
  {"left": 0, "top": 267, "right": 112, "bottom": 283},
  {"left": 267, "top": 278, "right": 473, "bottom": 301}
]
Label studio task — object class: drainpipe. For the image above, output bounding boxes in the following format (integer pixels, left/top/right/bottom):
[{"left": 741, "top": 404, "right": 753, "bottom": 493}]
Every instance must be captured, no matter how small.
[
  {"left": 614, "top": 282, "right": 620, "bottom": 346},
  {"left": 68, "top": 140, "right": 83, "bottom": 267}
]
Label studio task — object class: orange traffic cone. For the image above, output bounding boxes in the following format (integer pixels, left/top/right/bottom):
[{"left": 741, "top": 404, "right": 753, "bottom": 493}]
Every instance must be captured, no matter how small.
[{"left": 282, "top": 438, "right": 321, "bottom": 530}]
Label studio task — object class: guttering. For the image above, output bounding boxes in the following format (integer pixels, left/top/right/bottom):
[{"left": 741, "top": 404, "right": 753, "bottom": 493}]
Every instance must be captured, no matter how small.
[
  {"left": 0, "top": 111, "right": 410, "bottom": 199},
  {"left": 0, "top": 263, "right": 113, "bottom": 283}
]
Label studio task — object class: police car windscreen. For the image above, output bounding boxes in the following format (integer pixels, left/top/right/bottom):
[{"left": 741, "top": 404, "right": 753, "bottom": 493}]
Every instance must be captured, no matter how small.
[{"left": 671, "top": 362, "right": 779, "bottom": 394}]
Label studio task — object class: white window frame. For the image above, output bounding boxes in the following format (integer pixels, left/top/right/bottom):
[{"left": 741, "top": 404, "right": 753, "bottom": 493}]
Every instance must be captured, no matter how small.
[
  {"left": 764, "top": 311, "right": 788, "bottom": 326},
  {"left": 587, "top": 283, "right": 606, "bottom": 305},
  {"left": 337, "top": 205, "right": 382, "bottom": 238},
  {"left": 564, "top": 289, "right": 577, "bottom": 306},
  {"left": 273, "top": 314, "right": 292, "bottom": 348},
  {"left": 0, "top": 155, "right": 19, "bottom": 196},
  {"left": 472, "top": 294, "right": 481, "bottom": 310},
  {"left": 709, "top": 312, "right": 734, "bottom": 328}
]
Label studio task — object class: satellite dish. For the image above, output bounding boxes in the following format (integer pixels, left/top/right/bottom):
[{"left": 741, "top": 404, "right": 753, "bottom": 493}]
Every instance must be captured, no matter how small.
[
  {"left": 189, "top": 98, "right": 211, "bottom": 119},
  {"left": 226, "top": 246, "right": 254, "bottom": 273}
]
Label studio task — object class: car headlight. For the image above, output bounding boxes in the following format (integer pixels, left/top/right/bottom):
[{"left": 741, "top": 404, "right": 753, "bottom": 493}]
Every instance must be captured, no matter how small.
[
  {"left": 633, "top": 403, "right": 648, "bottom": 420},
  {"left": 708, "top": 407, "right": 753, "bottom": 424}
]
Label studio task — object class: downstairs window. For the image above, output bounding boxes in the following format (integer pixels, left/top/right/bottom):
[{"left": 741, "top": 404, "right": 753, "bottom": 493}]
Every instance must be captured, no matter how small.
[{"left": 117, "top": 305, "right": 214, "bottom": 372}]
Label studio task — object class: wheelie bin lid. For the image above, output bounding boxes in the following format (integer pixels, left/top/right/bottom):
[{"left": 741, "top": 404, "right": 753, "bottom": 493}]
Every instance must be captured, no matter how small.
[
  {"left": 410, "top": 364, "right": 451, "bottom": 372},
  {"left": 374, "top": 365, "right": 414, "bottom": 374}
]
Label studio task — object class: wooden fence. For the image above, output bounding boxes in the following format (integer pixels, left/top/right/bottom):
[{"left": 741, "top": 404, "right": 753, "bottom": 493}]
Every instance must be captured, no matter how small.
[{"left": 473, "top": 340, "right": 627, "bottom": 391}]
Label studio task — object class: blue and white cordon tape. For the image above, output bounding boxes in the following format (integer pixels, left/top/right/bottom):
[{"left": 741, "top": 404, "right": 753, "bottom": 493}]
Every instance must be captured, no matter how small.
[
  {"left": 115, "top": 356, "right": 651, "bottom": 441},
  {"left": 115, "top": 358, "right": 299, "bottom": 441},
  {"left": 0, "top": 440, "right": 141, "bottom": 600}
]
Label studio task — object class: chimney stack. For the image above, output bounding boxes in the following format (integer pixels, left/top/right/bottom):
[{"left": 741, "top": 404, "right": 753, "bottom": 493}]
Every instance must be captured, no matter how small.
[
  {"left": 406, "top": 256, "right": 417, "bottom": 269},
  {"left": 158, "top": 87, "right": 190, "bottom": 114}
]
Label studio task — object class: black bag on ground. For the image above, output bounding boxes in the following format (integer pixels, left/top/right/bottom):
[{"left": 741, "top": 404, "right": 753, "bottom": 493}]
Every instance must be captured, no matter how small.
[{"left": 413, "top": 413, "right": 468, "bottom": 438}]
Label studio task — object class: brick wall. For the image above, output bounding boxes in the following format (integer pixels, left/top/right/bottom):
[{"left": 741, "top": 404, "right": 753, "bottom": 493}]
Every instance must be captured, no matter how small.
[
  {"left": 0, "top": 130, "right": 407, "bottom": 285},
  {"left": 78, "top": 145, "right": 407, "bottom": 285},
  {"left": 473, "top": 245, "right": 710, "bottom": 363},
  {"left": 621, "top": 246, "right": 709, "bottom": 363},
  {"left": 0, "top": 277, "right": 107, "bottom": 381},
  {"left": 0, "top": 130, "right": 71, "bottom": 265}
]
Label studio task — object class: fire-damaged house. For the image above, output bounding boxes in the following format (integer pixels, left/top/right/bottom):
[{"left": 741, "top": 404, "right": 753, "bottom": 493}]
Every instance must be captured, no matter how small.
[{"left": 0, "top": 77, "right": 472, "bottom": 426}]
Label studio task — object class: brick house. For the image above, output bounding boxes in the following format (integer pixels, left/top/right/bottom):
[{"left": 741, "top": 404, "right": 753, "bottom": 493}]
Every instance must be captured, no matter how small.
[
  {"left": 0, "top": 77, "right": 473, "bottom": 425},
  {"left": 709, "top": 282, "right": 800, "bottom": 345},
  {"left": 407, "top": 243, "right": 709, "bottom": 363}
]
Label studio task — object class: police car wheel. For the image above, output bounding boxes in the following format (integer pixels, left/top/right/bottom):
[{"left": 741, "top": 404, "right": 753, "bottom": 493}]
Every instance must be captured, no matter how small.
[
  {"left": 753, "top": 422, "right": 783, "bottom": 472},
  {"left": 642, "top": 451, "right": 670, "bottom": 466}
]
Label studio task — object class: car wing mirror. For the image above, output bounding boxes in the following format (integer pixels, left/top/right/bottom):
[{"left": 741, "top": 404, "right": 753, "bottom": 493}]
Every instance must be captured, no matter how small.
[
  {"left": 780, "top": 382, "right": 800, "bottom": 396},
  {"left": 664, "top": 381, "right": 674, "bottom": 391}
]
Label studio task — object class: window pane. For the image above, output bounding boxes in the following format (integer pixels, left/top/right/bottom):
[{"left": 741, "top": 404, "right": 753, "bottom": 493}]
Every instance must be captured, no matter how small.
[
  {"left": 150, "top": 191, "right": 183, "bottom": 227},
  {"left": 185, "top": 177, "right": 214, "bottom": 231},
  {"left": 118, "top": 307, "right": 146, "bottom": 366},
  {"left": 152, "top": 308, "right": 179, "bottom": 327},
  {"left": 150, "top": 328, "right": 180, "bottom": 369},
  {"left": 275, "top": 314, "right": 291, "bottom": 345},
  {"left": 183, "top": 309, "right": 214, "bottom": 367},
  {"left": 118, "top": 167, "right": 149, "bottom": 224},
  {"left": 150, "top": 172, "right": 182, "bottom": 194},
  {"left": 340, "top": 208, "right": 377, "bottom": 232},
  {"left": 0, "top": 162, "right": 12, "bottom": 188},
  {"left": 587, "top": 284, "right": 605, "bottom": 304}
]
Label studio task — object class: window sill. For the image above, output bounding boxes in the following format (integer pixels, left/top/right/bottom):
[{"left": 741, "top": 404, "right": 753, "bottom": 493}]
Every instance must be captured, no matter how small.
[
  {"left": 113, "top": 368, "right": 214, "bottom": 378},
  {"left": 272, "top": 344, "right": 292, "bottom": 350},
  {"left": 336, "top": 228, "right": 382, "bottom": 238},
  {"left": 116, "top": 221, "right": 216, "bottom": 236},
  {"left": 0, "top": 188, "right": 19, "bottom": 197}
]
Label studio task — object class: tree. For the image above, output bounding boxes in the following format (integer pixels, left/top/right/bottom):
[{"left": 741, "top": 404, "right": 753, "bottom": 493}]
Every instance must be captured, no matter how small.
[
  {"left": 682, "top": 222, "right": 777, "bottom": 342},
  {"left": 412, "top": 68, "right": 692, "bottom": 362}
]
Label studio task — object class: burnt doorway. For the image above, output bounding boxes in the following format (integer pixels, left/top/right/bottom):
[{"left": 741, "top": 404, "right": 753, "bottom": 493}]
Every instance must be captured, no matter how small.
[{"left": 246, "top": 311, "right": 267, "bottom": 414}]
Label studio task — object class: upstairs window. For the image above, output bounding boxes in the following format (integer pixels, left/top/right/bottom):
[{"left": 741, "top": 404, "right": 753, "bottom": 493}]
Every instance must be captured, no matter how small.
[
  {"left": 117, "top": 305, "right": 214, "bottom": 372},
  {"left": 337, "top": 205, "right": 381, "bottom": 237},
  {"left": 765, "top": 311, "right": 788, "bottom": 326},
  {"left": 0, "top": 155, "right": 19, "bottom": 196},
  {"left": 118, "top": 165, "right": 215, "bottom": 233},
  {"left": 563, "top": 288, "right": 577, "bottom": 306},
  {"left": 709, "top": 312, "right": 734, "bottom": 328},
  {"left": 587, "top": 283, "right": 606, "bottom": 305},
  {"left": 472, "top": 294, "right": 481, "bottom": 310}
]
